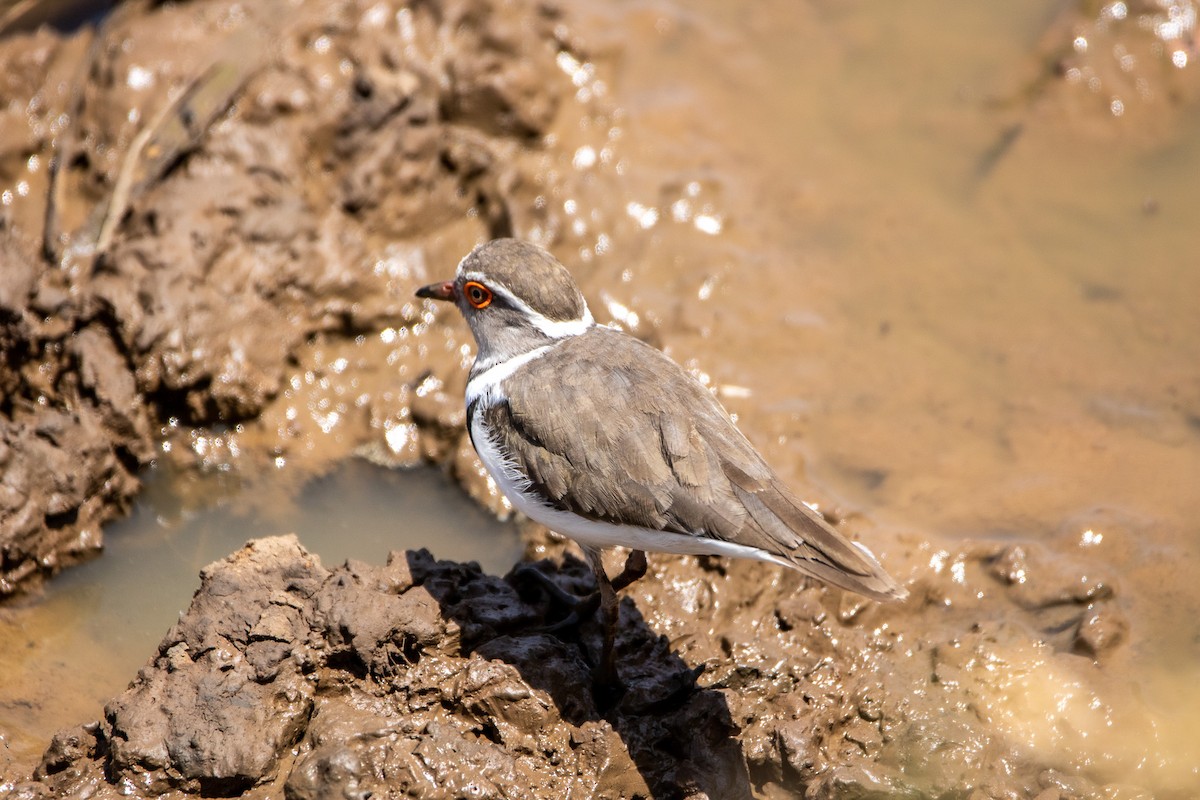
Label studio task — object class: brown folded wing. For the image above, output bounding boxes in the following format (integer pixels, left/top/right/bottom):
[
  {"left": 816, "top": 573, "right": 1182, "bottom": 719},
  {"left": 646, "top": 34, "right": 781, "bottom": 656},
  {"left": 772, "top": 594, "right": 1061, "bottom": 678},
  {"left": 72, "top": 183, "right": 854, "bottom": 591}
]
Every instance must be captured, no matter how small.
[{"left": 491, "top": 326, "right": 905, "bottom": 601}]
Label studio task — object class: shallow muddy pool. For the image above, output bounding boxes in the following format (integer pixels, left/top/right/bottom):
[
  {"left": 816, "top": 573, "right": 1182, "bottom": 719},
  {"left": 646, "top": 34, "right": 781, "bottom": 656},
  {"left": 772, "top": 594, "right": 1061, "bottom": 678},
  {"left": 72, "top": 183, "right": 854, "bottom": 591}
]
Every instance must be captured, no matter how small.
[{"left": 0, "top": 461, "right": 519, "bottom": 772}]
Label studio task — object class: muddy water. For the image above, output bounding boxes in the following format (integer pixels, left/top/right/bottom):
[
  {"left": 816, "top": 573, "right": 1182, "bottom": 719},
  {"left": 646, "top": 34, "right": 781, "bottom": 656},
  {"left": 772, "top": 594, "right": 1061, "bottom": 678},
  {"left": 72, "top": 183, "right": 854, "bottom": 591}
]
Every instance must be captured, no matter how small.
[
  {"left": 1, "top": 0, "right": 1199, "bottom": 794},
  {"left": 570, "top": 0, "right": 1200, "bottom": 792},
  {"left": 0, "top": 461, "right": 518, "bottom": 773}
]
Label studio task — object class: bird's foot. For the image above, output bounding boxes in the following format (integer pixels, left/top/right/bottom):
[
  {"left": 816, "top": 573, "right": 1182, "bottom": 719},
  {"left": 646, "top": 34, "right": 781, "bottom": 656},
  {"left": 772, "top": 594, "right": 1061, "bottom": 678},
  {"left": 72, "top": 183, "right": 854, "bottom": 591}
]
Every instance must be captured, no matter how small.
[{"left": 513, "top": 550, "right": 650, "bottom": 701}]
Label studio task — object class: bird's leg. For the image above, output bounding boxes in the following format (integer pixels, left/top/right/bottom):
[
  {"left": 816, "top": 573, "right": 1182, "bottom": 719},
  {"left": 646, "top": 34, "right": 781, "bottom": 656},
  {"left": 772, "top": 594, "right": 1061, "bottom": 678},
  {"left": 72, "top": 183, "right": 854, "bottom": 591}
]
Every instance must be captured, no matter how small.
[
  {"left": 583, "top": 546, "right": 622, "bottom": 686},
  {"left": 609, "top": 549, "right": 647, "bottom": 592},
  {"left": 517, "top": 548, "right": 646, "bottom": 687}
]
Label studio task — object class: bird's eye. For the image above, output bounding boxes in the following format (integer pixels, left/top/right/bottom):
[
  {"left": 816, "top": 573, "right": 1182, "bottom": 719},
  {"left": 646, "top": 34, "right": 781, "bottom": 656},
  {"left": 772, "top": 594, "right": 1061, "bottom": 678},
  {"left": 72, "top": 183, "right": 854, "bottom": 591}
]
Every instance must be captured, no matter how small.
[{"left": 464, "top": 281, "right": 492, "bottom": 309}]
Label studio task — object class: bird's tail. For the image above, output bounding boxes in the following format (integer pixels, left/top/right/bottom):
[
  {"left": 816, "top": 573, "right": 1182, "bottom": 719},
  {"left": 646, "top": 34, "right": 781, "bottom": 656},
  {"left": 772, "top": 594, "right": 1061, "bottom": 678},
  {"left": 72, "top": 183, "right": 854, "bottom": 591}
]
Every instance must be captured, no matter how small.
[{"left": 724, "top": 462, "right": 908, "bottom": 602}]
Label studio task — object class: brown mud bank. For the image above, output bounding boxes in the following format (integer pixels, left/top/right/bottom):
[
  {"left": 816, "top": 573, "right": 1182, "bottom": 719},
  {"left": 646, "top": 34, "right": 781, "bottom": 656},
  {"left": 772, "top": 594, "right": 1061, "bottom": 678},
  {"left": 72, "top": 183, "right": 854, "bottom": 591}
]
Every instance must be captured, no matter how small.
[
  {"left": 3, "top": 0, "right": 1200, "bottom": 797},
  {"left": 0, "top": 0, "right": 570, "bottom": 594},
  {"left": 1, "top": 534, "right": 1148, "bottom": 799}
]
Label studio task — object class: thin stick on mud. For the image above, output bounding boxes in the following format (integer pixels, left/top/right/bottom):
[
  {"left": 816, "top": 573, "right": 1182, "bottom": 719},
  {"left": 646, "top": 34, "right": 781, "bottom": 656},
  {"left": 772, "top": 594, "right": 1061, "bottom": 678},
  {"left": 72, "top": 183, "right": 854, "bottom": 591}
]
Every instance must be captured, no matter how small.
[
  {"left": 94, "top": 59, "right": 253, "bottom": 255},
  {"left": 43, "top": 22, "right": 102, "bottom": 264},
  {"left": 42, "top": 0, "right": 152, "bottom": 264}
]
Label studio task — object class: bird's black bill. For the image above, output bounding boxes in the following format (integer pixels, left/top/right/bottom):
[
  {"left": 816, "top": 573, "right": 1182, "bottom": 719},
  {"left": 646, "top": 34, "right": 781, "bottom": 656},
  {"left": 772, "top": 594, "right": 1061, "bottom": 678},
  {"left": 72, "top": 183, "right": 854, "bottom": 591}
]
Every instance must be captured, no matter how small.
[{"left": 415, "top": 281, "right": 455, "bottom": 301}]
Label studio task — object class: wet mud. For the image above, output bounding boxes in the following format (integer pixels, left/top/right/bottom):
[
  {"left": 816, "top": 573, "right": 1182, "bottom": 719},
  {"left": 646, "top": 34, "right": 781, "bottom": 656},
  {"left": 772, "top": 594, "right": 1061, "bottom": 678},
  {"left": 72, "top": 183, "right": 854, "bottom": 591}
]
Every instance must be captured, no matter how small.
[
  {"left": 3, "top": 0, "right": 1200, "bottom": 797},
  {"left": 10, "top": 537, "right": 742, "bottom": 799},
  {"left": 0, "top": 533, "right": 1148, "bottom": 799},
  {"left": 0, "top": 0, "right": 566, "bottom": 593}
]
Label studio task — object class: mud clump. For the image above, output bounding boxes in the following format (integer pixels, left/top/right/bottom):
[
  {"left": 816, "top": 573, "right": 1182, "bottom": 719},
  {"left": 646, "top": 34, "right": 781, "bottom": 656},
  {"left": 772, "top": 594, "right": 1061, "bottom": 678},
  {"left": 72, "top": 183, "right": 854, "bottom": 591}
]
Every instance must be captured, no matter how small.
[
  {"left": 15, "top": 536, "right": 745, "bottom": 799},
  {"left": 0, "top": 242, "right": 152, "bottom": 593}
]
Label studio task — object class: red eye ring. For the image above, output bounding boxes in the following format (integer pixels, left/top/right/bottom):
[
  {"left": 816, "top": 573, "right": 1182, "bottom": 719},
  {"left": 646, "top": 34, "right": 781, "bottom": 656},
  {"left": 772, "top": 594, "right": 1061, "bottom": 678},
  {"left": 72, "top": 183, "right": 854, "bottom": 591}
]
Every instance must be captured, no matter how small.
[{"left": 464, "top": 281, "right": 492, "bottom": 309}]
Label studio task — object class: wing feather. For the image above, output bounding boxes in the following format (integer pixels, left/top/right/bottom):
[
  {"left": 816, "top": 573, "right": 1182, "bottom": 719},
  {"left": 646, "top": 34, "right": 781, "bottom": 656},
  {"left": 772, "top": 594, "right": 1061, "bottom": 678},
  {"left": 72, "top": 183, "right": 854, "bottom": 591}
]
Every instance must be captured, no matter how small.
[{"left": 492, "top": 326, "right": 905, "bottom": 601}]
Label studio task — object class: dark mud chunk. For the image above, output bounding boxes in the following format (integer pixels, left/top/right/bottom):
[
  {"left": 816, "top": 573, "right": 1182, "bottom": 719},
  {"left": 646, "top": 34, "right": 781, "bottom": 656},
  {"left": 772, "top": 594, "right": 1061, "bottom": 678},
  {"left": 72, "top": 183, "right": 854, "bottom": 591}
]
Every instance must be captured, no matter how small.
[
  {"left": 0, "top": 237, "right": 150, "bottom": 594},
  {"left": 101, "top": 537, "right": 323, "bottom": 795},
  {"left": 33, "top": 723, "right": 103, "bottom": 780}
]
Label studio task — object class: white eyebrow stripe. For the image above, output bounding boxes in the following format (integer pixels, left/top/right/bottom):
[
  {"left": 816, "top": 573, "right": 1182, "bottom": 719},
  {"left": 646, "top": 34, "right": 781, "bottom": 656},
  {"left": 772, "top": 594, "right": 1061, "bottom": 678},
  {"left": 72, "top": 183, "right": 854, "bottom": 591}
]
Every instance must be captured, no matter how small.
[{"left": 459, "top": 270, "right": 595, "bottom": 339}]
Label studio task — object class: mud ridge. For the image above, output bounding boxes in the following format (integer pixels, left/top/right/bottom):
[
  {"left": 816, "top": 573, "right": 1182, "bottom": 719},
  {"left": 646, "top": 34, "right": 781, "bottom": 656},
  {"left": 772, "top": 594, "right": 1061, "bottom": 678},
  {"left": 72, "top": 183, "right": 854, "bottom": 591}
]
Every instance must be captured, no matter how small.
[{"left": 0, "top": 0, "right": 569, "bottom": 594}]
